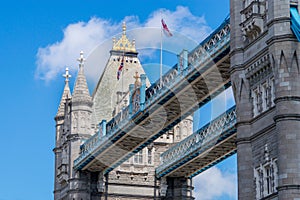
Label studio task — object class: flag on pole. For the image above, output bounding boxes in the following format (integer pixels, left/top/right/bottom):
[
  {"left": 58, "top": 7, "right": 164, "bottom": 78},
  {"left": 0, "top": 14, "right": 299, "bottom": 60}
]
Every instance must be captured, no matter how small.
[
  {"left": 161, "top": 19, "right": 173, "bottom": 37},
  {"left": 117, "top": 57, "right": 124, "bottom": 80}
]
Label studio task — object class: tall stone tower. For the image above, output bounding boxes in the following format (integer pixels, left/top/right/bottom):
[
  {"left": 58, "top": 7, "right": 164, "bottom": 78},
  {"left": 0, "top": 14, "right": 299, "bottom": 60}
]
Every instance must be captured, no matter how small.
[
  {"left": 53, "top": 23, "right": 193, "bottom": 200},
  {"left": 54, "top": 67, "right": 72, "bottom": 200},
  {"left": 54, "top": 52, "right": 95, "bottom": 200},
  {"left": 230, "top": 0, "right": 300, "bottom": 199}
]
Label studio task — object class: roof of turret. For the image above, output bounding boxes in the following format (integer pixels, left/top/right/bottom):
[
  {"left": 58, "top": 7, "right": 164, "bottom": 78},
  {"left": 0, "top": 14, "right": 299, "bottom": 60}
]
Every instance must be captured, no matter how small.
[
  {"left": 56, "top": 68, "right": 72, "bottom": 118},
  {"left": 72, "top": 51, "right": 92, "bottom": 103}
]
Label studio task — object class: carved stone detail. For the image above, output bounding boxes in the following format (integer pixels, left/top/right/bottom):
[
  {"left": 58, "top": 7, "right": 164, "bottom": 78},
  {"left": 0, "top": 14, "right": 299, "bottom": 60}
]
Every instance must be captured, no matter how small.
[
  {"left": 246, "top": 54, "right": 275, "bottom": 117},
  {"left": 240, "top": 0, "right": 266, "bottom": 42}
]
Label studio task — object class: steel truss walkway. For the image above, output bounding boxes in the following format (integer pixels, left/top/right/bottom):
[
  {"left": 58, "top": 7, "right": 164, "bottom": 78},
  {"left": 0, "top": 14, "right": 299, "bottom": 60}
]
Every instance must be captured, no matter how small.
[
  {"left": 74, "top": 17, "right": 231, "bottom": 174},
  {"left": 156, "top": 106, "right": 236, "bottom": 179}
]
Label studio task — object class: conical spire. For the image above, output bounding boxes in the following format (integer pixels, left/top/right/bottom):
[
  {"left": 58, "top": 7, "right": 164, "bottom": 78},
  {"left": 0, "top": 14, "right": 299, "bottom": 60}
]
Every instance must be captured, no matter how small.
[
  {"left": 56, "top": 67, "right": 72, "bottom": 118},
  {"left": 72, "top": 51, "right": 92, "bottom": 103}
]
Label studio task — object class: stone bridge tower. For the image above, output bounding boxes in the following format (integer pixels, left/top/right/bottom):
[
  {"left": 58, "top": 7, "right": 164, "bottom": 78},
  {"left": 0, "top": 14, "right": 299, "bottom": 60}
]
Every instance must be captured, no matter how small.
[{"left": 231, "top": 0, "right": 300, "bottom": 199}]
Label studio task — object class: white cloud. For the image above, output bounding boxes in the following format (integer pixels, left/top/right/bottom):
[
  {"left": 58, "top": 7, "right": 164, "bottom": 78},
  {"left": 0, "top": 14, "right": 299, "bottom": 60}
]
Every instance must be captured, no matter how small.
[
  {"left": 194, "top": 166, "right": 237, "bottom": 200},
  {"left": 35, "top": 6, "right": 211, "bottom": 84},
  {"left": 145, "top": 6, "right": 209, "bottom": 42},
  {"left": 35, "top": 17, "right": 120, "bottom": 82}
]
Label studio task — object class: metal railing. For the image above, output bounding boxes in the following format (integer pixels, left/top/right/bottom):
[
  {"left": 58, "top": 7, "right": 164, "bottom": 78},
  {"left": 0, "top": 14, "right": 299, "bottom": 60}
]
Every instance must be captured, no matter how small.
[{"left": 156, "top": 106, "right": 236, "bottom": 174}]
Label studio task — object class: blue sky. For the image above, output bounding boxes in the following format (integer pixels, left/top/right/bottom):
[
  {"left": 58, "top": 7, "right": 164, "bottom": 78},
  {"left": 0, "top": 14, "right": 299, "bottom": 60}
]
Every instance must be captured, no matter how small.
[{"left": 0, "top": 1, "right": 233, "bottom": 200}]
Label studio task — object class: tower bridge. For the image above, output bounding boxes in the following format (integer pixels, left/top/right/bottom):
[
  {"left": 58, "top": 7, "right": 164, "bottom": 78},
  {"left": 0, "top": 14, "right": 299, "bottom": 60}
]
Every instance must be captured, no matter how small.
[
  {"left": 54, "top": 1, "right": 300, "bottom": 199},
  {"left": 73, "top": 18, "right": 231, "bottom": 174}
]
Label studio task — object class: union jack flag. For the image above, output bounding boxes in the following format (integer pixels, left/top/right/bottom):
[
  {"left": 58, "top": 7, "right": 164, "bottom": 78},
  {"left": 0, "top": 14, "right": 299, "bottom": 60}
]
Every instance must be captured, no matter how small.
[
  {"left": 161, "top": 19, "right": 173, "bottom": 37},
  {"left": 117, "top": 57, "right": 124, "bottom": 80}
]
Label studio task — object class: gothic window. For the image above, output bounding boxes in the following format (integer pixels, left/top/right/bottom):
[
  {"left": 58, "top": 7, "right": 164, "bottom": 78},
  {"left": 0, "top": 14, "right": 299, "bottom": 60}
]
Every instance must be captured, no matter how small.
[
  {"left": 254, "top": 167, "right": 264, "bottom": 199},
  {"left": 147, "top": 148, "right": 152, "bottom": 165},
  {"left": 62, "top": 148, "right": 68, "bottom": 165},
  {"left": 270, "top": 78, "right": 275, "bottom": 107},
  {"left": 262, "top": 83, "right": 267, "bottom": 111},
  {"left": 252, "top": 88, "right": 259, "bottom": 116},
  {"left": 251, "top": 75, "right": 275, "bottom": 117},
  {"left": 265, "top": 165, "right": 272, "bottom": 195},
  {"left": 254, "top": 159, "right": 278, "bottom": 199},
  {"left": 257, "top": 90, "right": 263, "bottom": 113},
  {"left": 134, "top": 150, "right": 143, "bottom": 164}
]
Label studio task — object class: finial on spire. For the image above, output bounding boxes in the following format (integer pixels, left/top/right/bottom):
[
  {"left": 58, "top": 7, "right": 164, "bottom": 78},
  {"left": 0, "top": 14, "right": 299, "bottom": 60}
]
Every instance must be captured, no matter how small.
[
  {"left": 63, "top": 67, "right": 71, "bottom": 83},
  {"left": 77, "top": 51, "right": 86, "bottom": 66},
  {"left": 122, "top": 21, "right": 126, "bottom": 35}
]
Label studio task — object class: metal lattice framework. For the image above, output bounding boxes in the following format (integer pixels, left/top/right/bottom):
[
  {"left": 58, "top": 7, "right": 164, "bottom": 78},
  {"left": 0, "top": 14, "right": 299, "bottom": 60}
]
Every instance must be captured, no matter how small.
[
  {"left": 156, "top": 106, "right": 237, "bottom": 178},
  {"left": 73, "top": 17, "right": 231, "bottom": 174}
]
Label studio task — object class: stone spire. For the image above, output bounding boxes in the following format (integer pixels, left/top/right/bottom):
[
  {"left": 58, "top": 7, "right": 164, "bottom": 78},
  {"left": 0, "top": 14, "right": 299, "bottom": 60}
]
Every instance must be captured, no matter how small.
[
  {"left": 72, "top": 51, "right": 92, "bottom": 104},
  {"left": 56, "top": 67, "right": 72, "bottom": 118}
]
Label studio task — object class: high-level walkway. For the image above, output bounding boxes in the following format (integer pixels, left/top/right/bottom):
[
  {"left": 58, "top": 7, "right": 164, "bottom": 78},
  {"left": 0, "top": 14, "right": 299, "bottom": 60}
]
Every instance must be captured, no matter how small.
[
  {"left": 156, "top": 106, "right": 236, "bottom": 179},
  {"left": 74, "top": 17, "right": 231, "bottom": 174}
]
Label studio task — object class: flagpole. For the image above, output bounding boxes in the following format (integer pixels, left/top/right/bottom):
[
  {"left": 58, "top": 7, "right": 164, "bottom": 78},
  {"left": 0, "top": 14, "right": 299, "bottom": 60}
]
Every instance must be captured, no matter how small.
[
  {"left": 122, "top": 51, "right": 124, "bottom": 101},
  {"left": 160, "top": 17, "right": 163, "bottom": 86},
  {"left": 121, "top": 47, "right": 126, "bottom": 120}
]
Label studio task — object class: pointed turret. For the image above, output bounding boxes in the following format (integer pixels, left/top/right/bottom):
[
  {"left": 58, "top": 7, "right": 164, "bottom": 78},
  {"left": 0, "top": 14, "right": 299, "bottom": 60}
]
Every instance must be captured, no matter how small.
[
  {"left": 67, "top": 51, "right": 93, "bottom": 183},
  {"left": 55, "top": 67, "right": 72, "bottom": 120},
  {"left": 71, "top": 51, "right": 93, "bottom": 136},
  {"left": 72, "top": 51, "right": 92, "bottom": 104}
]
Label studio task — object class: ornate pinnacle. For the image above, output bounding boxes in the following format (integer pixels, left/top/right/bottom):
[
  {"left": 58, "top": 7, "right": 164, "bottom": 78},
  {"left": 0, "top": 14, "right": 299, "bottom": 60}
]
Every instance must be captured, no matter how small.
[
  {"left": 122, "top": 21, "right": 126, "bottom": 35},
  {"left": 63, "top": 67, "right": 71, "bottom": 83},
  {"left": 134, "top": 71, "right": 141, "bottom": 87},
  {"left": 112, "top": 22, "right": 136, "bottom": 53},
  {"left": 77, "top": 51, "right": 86, "bottom": 66}
]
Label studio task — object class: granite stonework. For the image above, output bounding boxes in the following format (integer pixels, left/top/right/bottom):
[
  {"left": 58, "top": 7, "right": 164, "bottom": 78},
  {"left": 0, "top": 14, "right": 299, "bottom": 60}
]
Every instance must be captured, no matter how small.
[{"left": 231, "top": 0, "right": 300, "bottom": 199}]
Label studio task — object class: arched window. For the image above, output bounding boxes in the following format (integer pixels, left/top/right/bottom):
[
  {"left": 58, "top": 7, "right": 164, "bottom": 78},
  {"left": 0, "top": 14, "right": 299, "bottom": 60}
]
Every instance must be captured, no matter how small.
[
  {"left": 134, "top": 150, "right": 143, "bottom": 164},
  {"left": 148, "top": 148, "right": 152, "bottom": 165}
]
